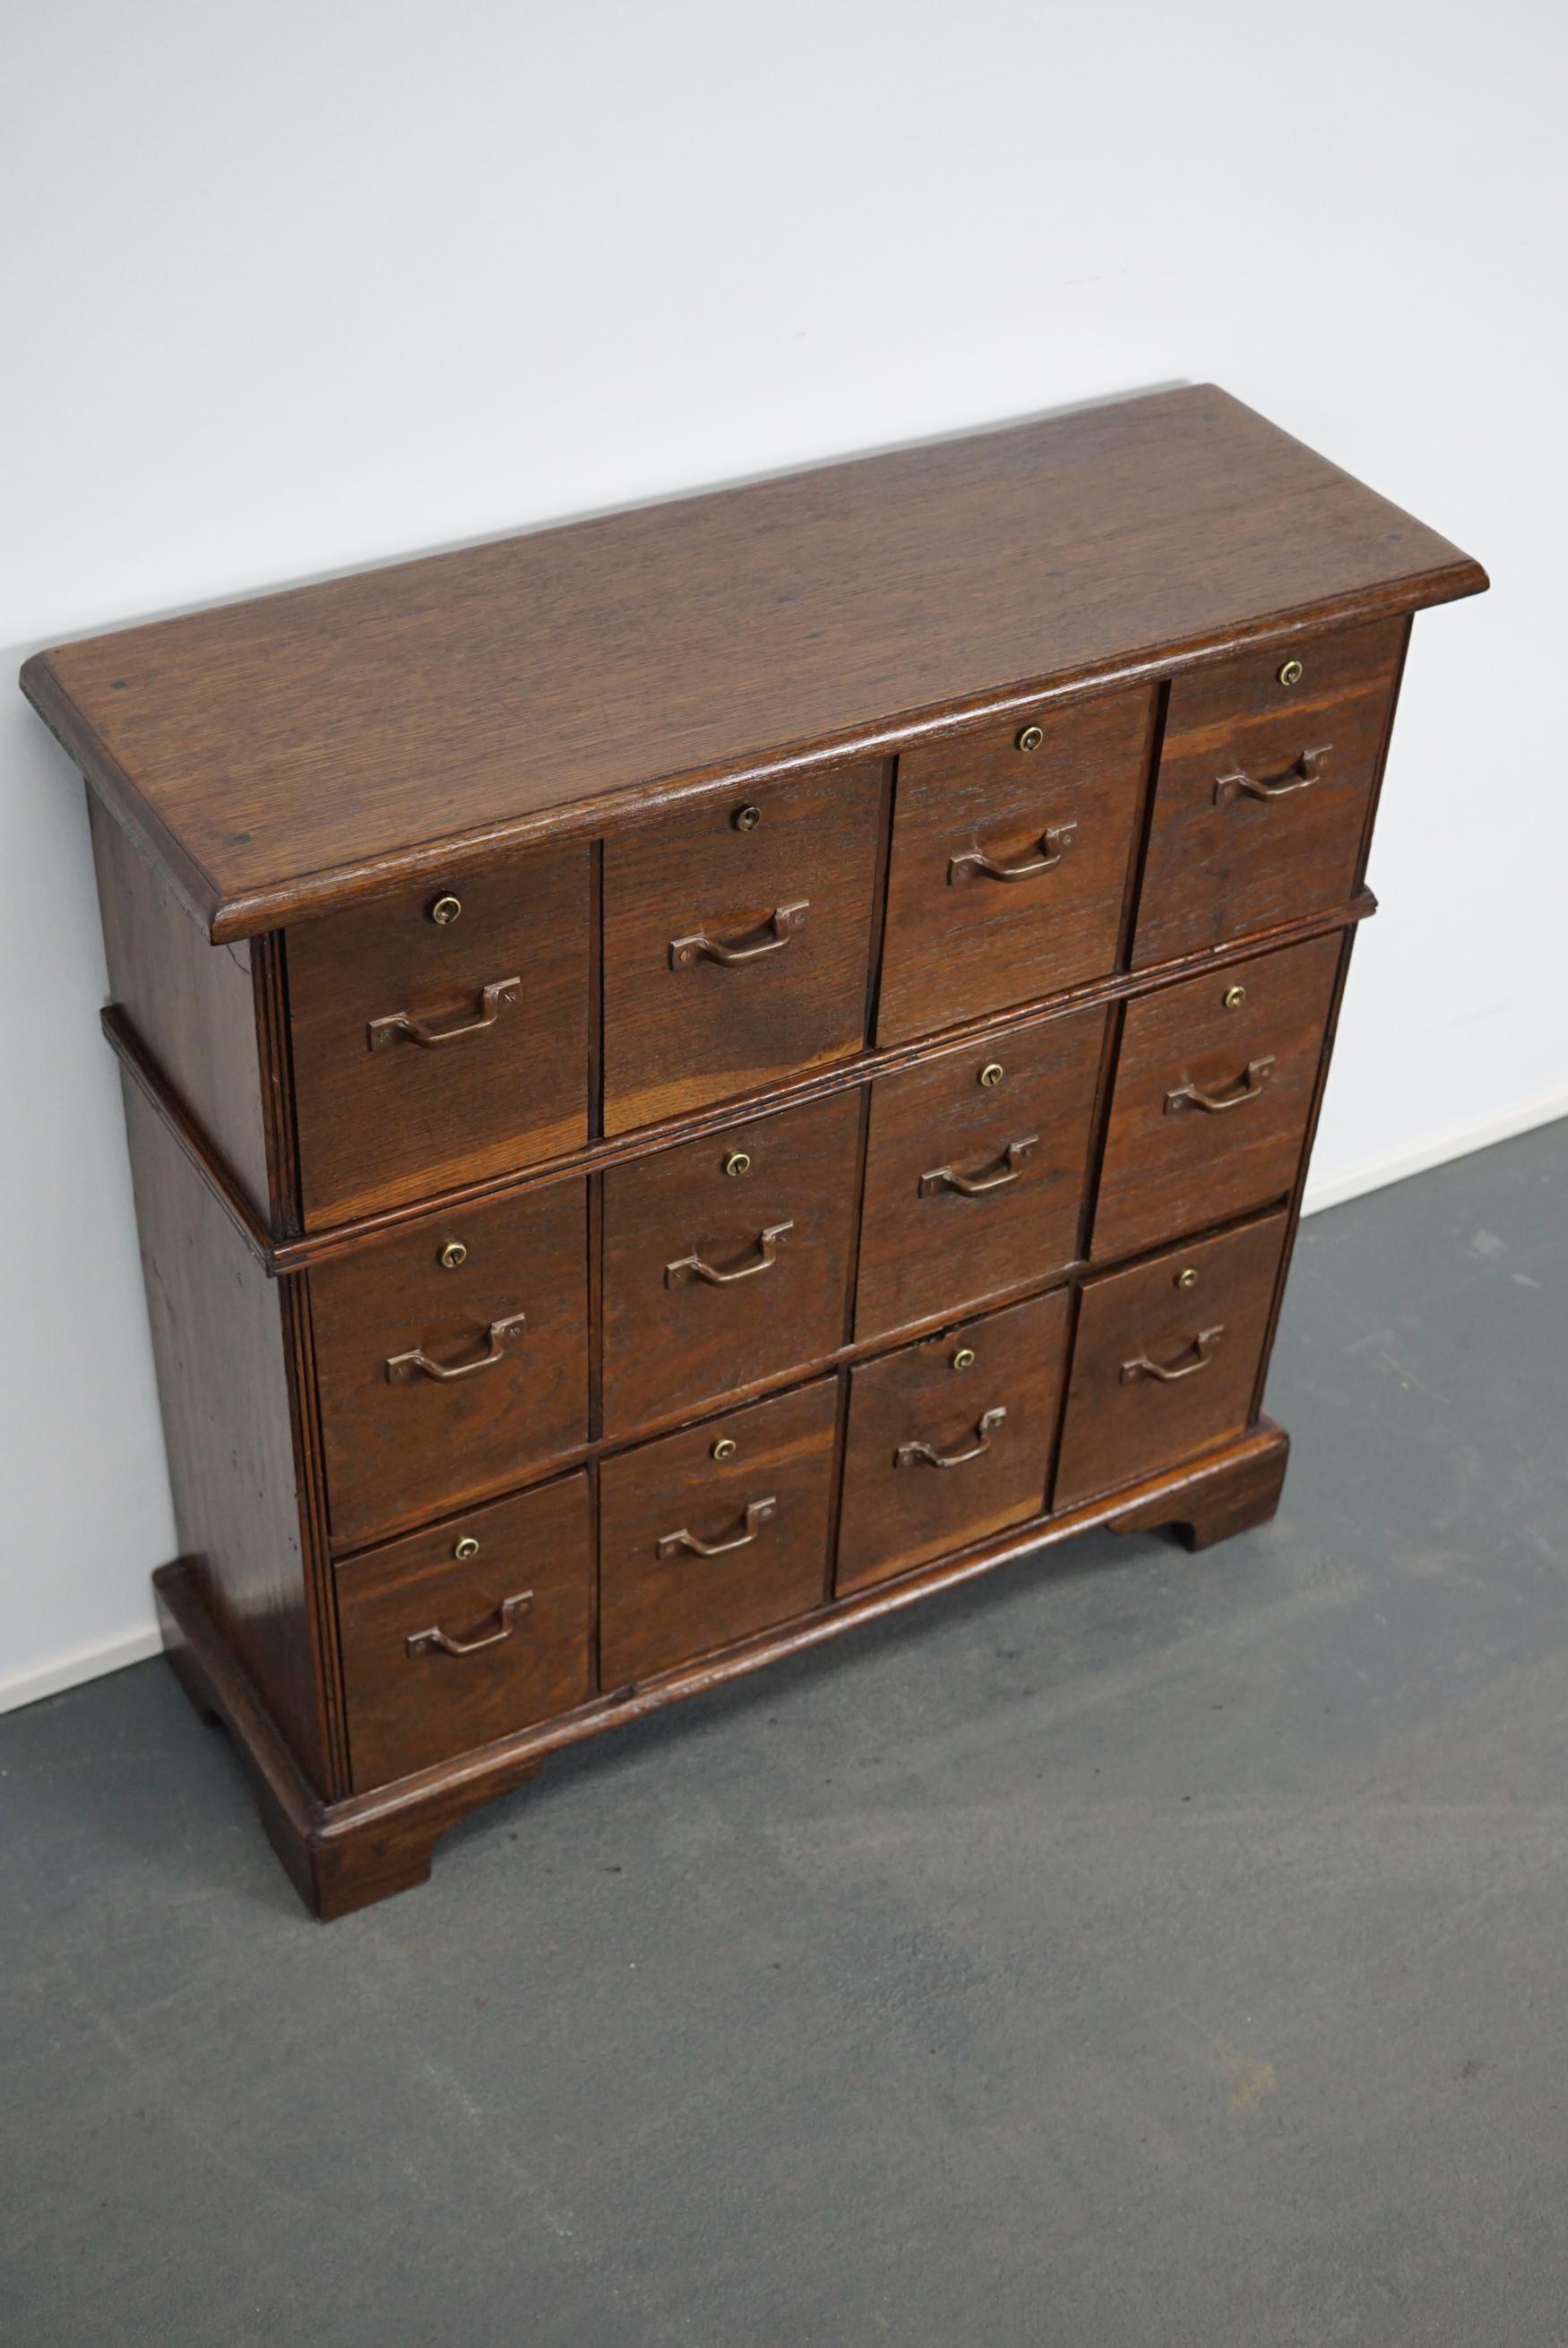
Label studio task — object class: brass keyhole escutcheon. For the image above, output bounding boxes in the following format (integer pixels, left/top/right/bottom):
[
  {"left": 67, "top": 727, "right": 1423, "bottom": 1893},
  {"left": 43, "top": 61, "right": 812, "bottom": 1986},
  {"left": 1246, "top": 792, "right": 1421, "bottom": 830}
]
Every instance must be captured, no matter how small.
[
  {"left": 439, "top": 1239, "right": 469, "bottom": 1270},
  {"left": 711, "top": 1436, "right": 738, "bottom": 1462},
  {"left": 722, "top": 1150, "right": 752, "bottom": 1178},
  {"left": 978, "top": 1062, "right": 1004, "bottom": 1089},
  {"left": 1016, "top": 723, "right": 1045, "bottom": 753},
  {"left": 429, "top": 893, "right": 462, "bottom": 926},
  {"left": 1223, "top": 985, "right": 1247, "bottom": 1010},
  {"left": 1278, "top": 658, "right": 1305, "bottom": 687},
  {"left": 732, "top": 803, "right": 762, "bottom": 832},
  {"left": 453, "top": 1536, "right": 480, "bottom": 1561},
  {"left": 952, "top": 1346, "right": 977, "bottom": 1372},
  {"left": 1175, "top": 1267, "right": 1200, "bottom": 1291}
]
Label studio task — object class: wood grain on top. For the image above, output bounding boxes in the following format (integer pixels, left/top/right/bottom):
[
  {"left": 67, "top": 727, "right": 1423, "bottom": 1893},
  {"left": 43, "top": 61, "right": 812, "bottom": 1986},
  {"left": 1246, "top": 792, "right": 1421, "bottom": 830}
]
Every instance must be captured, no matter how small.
[{"left": 20, "top": 385, "right": 1485, "bottom": 940}]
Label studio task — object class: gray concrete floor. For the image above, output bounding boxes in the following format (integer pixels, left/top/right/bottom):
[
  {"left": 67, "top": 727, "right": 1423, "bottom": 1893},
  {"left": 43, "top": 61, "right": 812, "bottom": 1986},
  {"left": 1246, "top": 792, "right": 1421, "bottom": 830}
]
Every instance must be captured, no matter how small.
[{"left": 3, "top": 1121, "right": 1565, "bottom": 2347}]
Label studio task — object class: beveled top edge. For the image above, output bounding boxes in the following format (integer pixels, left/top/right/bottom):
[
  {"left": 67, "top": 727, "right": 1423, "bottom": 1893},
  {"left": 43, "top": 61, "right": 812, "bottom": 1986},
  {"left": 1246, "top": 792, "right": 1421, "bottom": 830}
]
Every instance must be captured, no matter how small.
[{"left": 22, "top": 385, "right": 1486, "bottom": 942}]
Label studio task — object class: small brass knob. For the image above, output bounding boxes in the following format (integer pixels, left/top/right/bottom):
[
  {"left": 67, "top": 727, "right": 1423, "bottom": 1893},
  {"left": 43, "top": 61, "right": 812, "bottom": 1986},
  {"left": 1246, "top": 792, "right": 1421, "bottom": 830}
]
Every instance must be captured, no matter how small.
[
  {"left": 711, "top": 1436, "right": 738, "bottom": 1461},
  {"left": 978, "top": 1061, "right": 1004, "bottom": 1088},
  {"left": 429, "top": 893, "right": 462, "bottom": 926},
  {"left": 453, "top": 1535, "right": 480, "bottom": 1560},
  {"left": 952, "top": 1346, "right": 977, "bottom": 1372},
  {"left": 1223, "top": 985, "right": 1247, "bottom": 1010},
  {"left": 1016, "top": 723, "right": 1046, "bottom": 753},
  {"left": 722, "top": 1150, "right": 752, "bottom": 1178},
  {"left": 1175, "top": 1267, "right": 1200, "bottom": 1291},
  {"left": 732, "top": 803, "right": 762, "bottom": 832},
  {"left": 438, "top": 1239, "right": 469, "bottom": 1270},
  {"left": 1278, "top": 658, "right": 1304, "bottom": 688}
]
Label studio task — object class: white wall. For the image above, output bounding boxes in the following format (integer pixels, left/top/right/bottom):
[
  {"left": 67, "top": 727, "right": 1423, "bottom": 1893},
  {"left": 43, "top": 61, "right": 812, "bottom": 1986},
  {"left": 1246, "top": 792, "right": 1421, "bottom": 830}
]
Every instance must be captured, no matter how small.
[{"left": 4, "top": 0, "right": 1564, "bottom": 1710}]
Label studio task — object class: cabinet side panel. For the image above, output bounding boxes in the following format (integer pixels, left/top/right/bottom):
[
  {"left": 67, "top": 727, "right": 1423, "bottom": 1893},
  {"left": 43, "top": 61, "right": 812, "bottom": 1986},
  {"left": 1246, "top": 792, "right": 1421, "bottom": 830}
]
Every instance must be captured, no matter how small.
[
  {"left": 90, "top": 793, "right": 273, "bottom": 1216},
  {"left": 121, "top": 1075, "right": 329, "bottom": 1790}
]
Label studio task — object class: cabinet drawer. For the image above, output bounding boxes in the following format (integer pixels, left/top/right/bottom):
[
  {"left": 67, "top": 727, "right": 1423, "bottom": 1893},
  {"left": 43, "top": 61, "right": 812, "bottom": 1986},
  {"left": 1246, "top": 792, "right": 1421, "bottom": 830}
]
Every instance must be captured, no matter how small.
[
  {"left": 312, "top": 1182, "right": 589, "bottom": 1547},
  {"left": 857, "top": 1006, "right": 1105, "bottom": 1342},
  {"left": 288, "top": 845, "right": 591, "bottom": 1228},
  {"left": 1055, "top": 1212, "right": 1288, "bottom": 1509},
  {"left": 837, "top": 1287, "right": 1071, "bottom": 1595},
  {"left": 599, "top": 1379, "right": 838, "bottom": 1687},
  {"left": 1092, "top": 932, "right": 1341, "bottom": 1261},
  {"left": 602, "top": 1090, "right": 861, "bottom": 1435},
  {"left": 338, "top": 1472, "right": 593, "bottom": 1791},
  {"left": 602, "top": 762, "right": 883, "bottom": 1135},
  {"left": 875, "top": 686, "right": 1152, "bottom": 1044},
  {"left": 1132, "top": 618, "right": 1402, "bottom": 969}
]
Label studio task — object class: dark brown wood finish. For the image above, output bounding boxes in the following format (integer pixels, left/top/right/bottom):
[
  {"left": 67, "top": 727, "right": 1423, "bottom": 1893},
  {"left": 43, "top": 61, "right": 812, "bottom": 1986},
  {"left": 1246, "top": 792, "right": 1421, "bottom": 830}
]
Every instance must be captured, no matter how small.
[
  {"left": 29, "top": 388, "right": 1485, "bottom": 1914},
  {"left": 837, "top": 1287, "right": 1072, "bottom": 1593},
  {"left": 601, "top": 1089, "right": 861, "bottom": 1434},
  {"left": 309, "top": 1179, "right": 589, "bottom": 1548},
  {"left": 287, "top": 842, "right": 591, "bottom": 1227},
  {"left": 856, "top": 1006, "right": 1106, "bottom": 1341},
  {"left": 90, "top": 798, "right": 273, "bottom": 1217},
  {"left": 23, "top": 389, "right": 1484, "bottom": 942},
  {"left": 1108, "top": 1420, "right": 1290, "bottom": 1553},
  {"left": 1132, "top": 617, "right": 1405, "bottom": 968},
  {"left": 876, "top": 686, "right": 1153, "bottom": 1043},
  {"left": 1091, "top": 929, "right": 1343, "bottom": 1261},
  {"left": 152, "top": 1419, "right": 1290, "bottom": 1917},
  {"left": 336, "top": 1472, "right": 593, "bottom": 1791},
  {"left": 602, "top": 760, "right": 883, "bottom": 1134},
  {"left": 599, "top": 1377, "right": 839, "bottom": 1687},
  {"left": 120, "top": 1078, "right": 330, "bottom": 1789},
  {"left": 1055, "top": 1210, "right": 1289, "bottom": 1510},
  {"left": 100, "top": 892, "right": 1379, "bottom": 1280}
]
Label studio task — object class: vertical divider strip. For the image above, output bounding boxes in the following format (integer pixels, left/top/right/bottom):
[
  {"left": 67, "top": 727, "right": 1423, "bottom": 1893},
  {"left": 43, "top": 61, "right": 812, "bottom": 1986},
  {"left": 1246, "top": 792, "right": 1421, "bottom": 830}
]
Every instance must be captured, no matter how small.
[
  {"left": 1115, "top": 676, "right": 1170, "bottom": 974},
  {"left": 829, "top": 754, "right": 900, "bottom": 1598}
]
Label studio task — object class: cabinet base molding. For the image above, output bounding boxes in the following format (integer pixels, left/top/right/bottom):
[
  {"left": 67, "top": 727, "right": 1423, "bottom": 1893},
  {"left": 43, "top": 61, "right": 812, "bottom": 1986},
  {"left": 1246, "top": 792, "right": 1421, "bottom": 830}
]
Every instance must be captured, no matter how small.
[{"left": 155, "top": 1418, "right": 1289, "bottom": 1921}]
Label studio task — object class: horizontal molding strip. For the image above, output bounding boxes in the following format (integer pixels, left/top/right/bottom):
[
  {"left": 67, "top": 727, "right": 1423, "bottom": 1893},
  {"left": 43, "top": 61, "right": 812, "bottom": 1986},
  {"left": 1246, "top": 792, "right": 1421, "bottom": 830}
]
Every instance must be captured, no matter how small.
[
  {"left": 155, "top": 1419, "right": 1288, "bottom": 1836},
  {"left": 101, "top": 892, "right": 1377, "bottom": 1276},
  {"left": 326, "top": 1196, "right": 1294, "bottom": 1561},
  {"left": 26, "top": 563, "right": 1477, "bottom": 943}
]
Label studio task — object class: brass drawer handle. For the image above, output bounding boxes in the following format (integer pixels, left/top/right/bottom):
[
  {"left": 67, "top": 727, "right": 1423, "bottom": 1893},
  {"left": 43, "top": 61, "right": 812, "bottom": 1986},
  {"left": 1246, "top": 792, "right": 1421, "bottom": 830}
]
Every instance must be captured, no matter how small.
[
  {"left": 895, "top": 1404, "right": 1007, "bottom": 1470},
  {"left": 406, "top": 1591, "right": 532, "bottom": 1659},
  {"left": 384, "top": 1312, "right": 528, "bottom": 1384},
  {"left": 366, "top": 976, "right": 521, "bottom": 1052},
  {"left": 669, "top": 902, "right": 808, "bottom": 970},
  {"left": 1212, "top": 745, "right": 1331, "bottom": 806},
  {"left": 1121, "top": 1325, "right": 1223, "bottom": 1384},
  {"left": 665, "top": 1221, "right": 793, "bottom": 1288},
  {"left": 947, "top": 823, "right": 1077, "bottom": 885},
  {"left": 918, "top": 1135, "right": 1039, "bottom": 1198},
  {"left": 657, "top": 1495, "right": 778, "bottom": 1559},
  {"left": 1164, "top": 1056, "right": 1275, "bottom": 1116}
]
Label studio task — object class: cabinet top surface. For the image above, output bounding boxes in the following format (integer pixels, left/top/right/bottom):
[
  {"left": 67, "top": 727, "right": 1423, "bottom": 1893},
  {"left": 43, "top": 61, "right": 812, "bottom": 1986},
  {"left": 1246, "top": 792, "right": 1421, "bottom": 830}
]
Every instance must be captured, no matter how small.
[{"left": 22, "top": 384, "right": 1484, "bottom": 940}]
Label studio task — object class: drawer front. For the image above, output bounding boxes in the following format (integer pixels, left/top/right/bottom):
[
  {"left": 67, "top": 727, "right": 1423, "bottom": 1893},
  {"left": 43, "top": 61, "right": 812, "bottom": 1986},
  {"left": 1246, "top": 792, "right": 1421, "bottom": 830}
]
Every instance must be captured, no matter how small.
[
  {"left": 875, "top": 685, "right": 1153, "bottom": 1044},
  {"left": 1132, "top": 618, "right": 1403, "bottom": 969},
  {"left": 289, "top": 845, "right": 591, "bottom": 1228},
  {"left": 1055, "top": 1212, "right": 1288, "bottom": 1509},
  {"left": 1091, "top": 932, "right": 1342, "bottom": 1261},
  {"left": 338, "top": 1472, "right": 593, "bottom": 1791},
  {"left": 312, "top": 1182, "right": 589, "bottom": 1547},
  {"left": 599, "top": 1378, "right": 839, "bottom": 1687},
  {"left": 837, "top": 1287, "right": 1071, "bottom": 1595},
  {"left": 601, "top": 1090, "right": 861, "bottom": 1436},
  {"left": 602, "top": 762, "right": 883, "bottom": 1135},
  {"left": 857, "top": 1006, "right": 1106, "bottom": 1342}
]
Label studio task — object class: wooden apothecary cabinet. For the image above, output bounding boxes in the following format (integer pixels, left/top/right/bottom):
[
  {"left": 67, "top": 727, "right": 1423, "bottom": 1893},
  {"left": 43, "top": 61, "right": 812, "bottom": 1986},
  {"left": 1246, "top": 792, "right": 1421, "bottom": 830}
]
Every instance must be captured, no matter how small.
[{"left": 21, "top": 386, "right": 1486, "bottom": 1916}]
